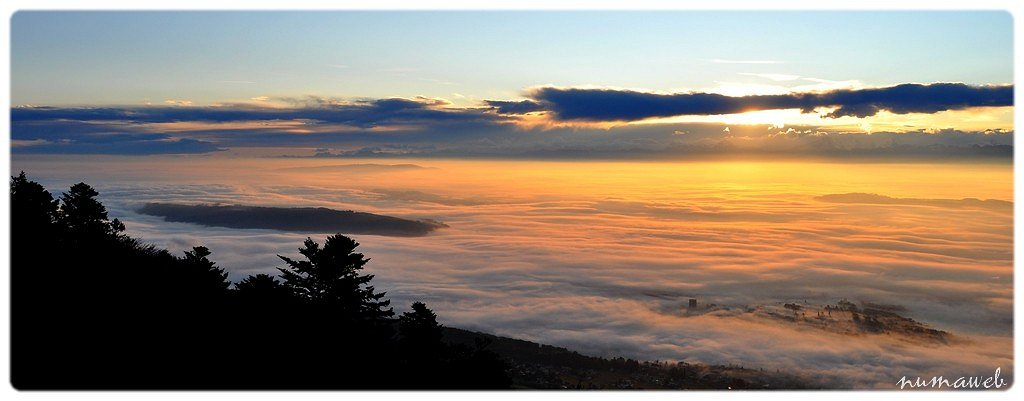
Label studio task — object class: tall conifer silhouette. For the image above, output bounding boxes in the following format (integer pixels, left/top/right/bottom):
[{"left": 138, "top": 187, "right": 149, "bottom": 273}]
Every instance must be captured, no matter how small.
[{"left": 277, "top": 235, "right": 393, "bottom": 321}]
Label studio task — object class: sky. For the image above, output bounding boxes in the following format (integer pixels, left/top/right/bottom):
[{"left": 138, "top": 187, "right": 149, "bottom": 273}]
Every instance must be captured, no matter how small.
[
  {"left": 9, "top": 11, "right": 1016, "bottom": 158},
  {"left": 11, "top": 11, "right": 1013, "bottom": 105}
]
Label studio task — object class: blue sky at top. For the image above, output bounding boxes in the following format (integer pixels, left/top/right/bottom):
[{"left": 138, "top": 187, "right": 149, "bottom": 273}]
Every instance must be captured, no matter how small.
[{"left": 11, "top": 11, "right": 1013, "bottom": 106}]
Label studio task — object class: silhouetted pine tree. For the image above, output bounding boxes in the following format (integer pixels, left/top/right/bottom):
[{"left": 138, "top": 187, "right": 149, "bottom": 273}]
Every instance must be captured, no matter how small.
[
  {"left": 58, "top": 182, "right": 124, "bottom": 240},
  {"left": 277, "top": 235, "right": 393, "bottom": 322},
  {"left": 10, "top": 171, "right": 58, "bottom": 234},
  {"left": 179, "top": 246, "right": 231, "bottom": 300},
  {"left": 399, "top": 301, "right": 444, "bottom": 350},
  {"left": 236, "top": 273, "right": 289, "bottom": 297}
]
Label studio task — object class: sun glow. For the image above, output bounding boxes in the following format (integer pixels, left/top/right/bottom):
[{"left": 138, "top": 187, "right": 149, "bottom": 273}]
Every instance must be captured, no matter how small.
[{"left": 630, "top": 106, "right": 1013, "bottom": 133}]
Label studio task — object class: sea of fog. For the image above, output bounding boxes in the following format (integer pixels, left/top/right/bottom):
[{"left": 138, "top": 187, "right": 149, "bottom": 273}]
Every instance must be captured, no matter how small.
[{"left": 11, "top": 155, "right": 1013, "bottom": 388}]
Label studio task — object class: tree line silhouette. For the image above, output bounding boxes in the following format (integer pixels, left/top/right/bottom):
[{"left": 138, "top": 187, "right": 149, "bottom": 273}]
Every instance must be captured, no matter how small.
[{"left": 10, "top": 172, "right": 511, "bottom": 389}]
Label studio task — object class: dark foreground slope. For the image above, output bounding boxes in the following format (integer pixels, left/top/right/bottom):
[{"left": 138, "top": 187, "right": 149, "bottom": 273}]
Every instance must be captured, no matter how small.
[
  {"left": 11, "top": 173, "right": 801, "bottom": 390},
  {"left": 11, "top": 173, "right": 502, "bottom": 390},
  {"left": 443, "top": 328, "right": 816, "bottom": 389}
]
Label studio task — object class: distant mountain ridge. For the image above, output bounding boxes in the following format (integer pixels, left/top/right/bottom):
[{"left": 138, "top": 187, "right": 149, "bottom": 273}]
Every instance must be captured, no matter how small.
[{"left": 138, "top": 203, "right": 447, "bottom": 237}]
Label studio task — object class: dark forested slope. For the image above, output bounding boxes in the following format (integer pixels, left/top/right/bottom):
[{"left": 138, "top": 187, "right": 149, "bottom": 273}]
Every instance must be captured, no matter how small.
[{"left": 9, "top": 172, "right": 805, "bottom": 390}]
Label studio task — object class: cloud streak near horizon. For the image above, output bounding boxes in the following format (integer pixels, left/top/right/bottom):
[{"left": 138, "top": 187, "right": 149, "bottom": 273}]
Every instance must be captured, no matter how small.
[{"left": 12, "top": 96, "right": 500, "bottom": 127}]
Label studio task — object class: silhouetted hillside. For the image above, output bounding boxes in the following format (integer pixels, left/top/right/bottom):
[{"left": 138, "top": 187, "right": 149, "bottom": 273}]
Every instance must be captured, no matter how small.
[
  {"left": 442, "top": 327, "right": 816, "bottom": 389},
  {"left": 11, "top": 173, "right": 500, "bottom": 389},
  {"left": 10, "top": 172, "right": 800, "bottom": 390}
]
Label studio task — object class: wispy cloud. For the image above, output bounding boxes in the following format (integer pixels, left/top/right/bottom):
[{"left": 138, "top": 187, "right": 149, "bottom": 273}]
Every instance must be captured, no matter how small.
[
  {"left": 382, "top": 67, "right": 418, "bottom": 73},
  {"left": 10, "top": 139, "right": 51, "bottom": 148},
  {"left": 419, "top": 77, "right": 458, "bottom": 86},
  {"left": 737, "top": 72, "right": 802, "bottom": 82},
  {"left": 163, "top": 99, "right": 194, "bottom": 106},
  {"left": 706, "top": 58, "right": 785, "bottom": 64}
]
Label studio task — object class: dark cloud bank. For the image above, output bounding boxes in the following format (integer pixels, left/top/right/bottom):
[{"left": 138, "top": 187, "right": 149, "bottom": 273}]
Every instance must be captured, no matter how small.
[
  {"left": 10, "top": 83, "right": 1013, "bottom": 158},
  {"left": 496, "top": 83, "right": 1013, "bottom": 121},
  {"left": 138, "top": 203, "right": 447, "bottom": 237}
]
